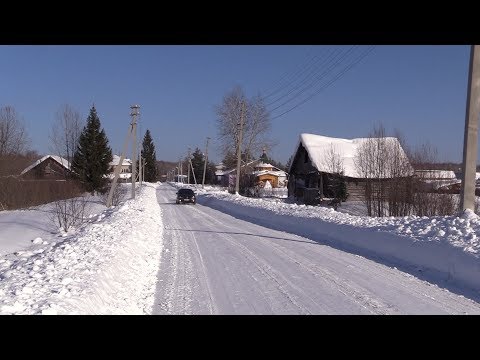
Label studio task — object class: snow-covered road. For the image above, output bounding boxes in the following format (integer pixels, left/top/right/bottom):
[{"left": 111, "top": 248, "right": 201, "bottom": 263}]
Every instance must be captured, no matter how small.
[{"left": 153, "top": 185, "right": 480, "bottom": 315}]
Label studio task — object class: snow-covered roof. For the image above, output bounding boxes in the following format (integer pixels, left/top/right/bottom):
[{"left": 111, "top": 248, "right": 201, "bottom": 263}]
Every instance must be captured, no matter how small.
[
  {"left": 256, "top": 163, "right": 275, "bottom": 168},
  {"left": 109, "top": 155, "right": 132, "bottom": 166},
  {"left": 221, "top": 160, "right": 261, "bottom": 175},
  {"left": 253, "top": 170, "right": 287, "bottom": 177},
  {"left": 20, "top": 155, "right": 71, "bottom": 175},
  {"left": 291, "top": 133, "right": 412, "bottom": 178},
  {"left": 415, "top": 170, "right": 457, "bottom": 179}
]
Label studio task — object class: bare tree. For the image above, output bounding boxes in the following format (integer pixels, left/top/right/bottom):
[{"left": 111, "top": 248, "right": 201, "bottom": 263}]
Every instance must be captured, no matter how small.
[
  {"left": 50, "top": 195, "right": 89, "bottom": 232},
  {"left": 243, "top": 94, "right": 274, "bottom": 163},
  {"left": 101, "top": 183, "right": 127, "bottom": 206},
  {"left": 409, "top": 141, "right": 438, "bottom": 170},
  {"left": 409, "top": 142, "right": 457, "bottom": 216},
  {"left": 321, "top": 143, "right": 347, "bottom": 206},
  {"left": 387, "top": 129, "right": 414, "bottom": 216},
  {"left": 322, "top": 143, "right": 344, "bottom": 174},
  {"left": 216, "top": 86, "right": 246, "bottom": 158},
  {"left": 49, "top": 104, "right": 83, "bottom": 164},
  {"left": 354, "top": 124, "right": 412, "bottom": 217},
  {"left": 48, "top": 181, "right": 89, "bottom": 232},
  {"left": 0, "top": 106, "right": 29, "bottom": 156},
  {"left": 215, "top": 86, "right": 273, "bottom": 164},
  {"left": 354, "top": 126, "right": 383, "bottom": 216}
]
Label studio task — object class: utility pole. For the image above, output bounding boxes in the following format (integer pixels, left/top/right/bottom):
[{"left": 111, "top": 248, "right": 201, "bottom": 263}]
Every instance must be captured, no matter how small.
[
  {"left": 189, "top": 157, "right": 198, "bottom": 186},
  {"left": 130, "top": 105, "right": 139, "bottom": 199},
  {"left": 179, "top": 160, "right": 181, "bottom": 183},
  {"left": 202, "top": 137, "right": 210, "bottom": 188},
  {"left": 138, "top": 150, "right": 142, "bottom": 185},
  {"left": 460, "top": 45, "right": 480, "bottom": 212},
  {"left": 187, "top": 148, "right": 191, "bottom": 184},
  {"left": 107, "top": 106, "right": 136, "bottom": 208},
  {"left": 235, "top": 101, "right": 245, "bottom": 195}
]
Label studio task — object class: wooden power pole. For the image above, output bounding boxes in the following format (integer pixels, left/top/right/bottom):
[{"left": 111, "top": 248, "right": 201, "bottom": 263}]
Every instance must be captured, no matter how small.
[
  {"left": 187, "top": 148, "right": 191, "bottom": 184},
  {"left": 107, "top": 104, "right": 139, "bottom": 207},
  {"left": 202, "top": 137, "right": 210, "bottom": 188},
  {"left": 130, "top": 105, "right": 139, "bottom": 199}
]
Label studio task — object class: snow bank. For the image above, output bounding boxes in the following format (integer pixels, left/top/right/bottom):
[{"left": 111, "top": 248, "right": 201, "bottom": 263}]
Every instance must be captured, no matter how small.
[
  {"left": 171, "top": 182, "right": 480, "bottom": 293},
  {"left": 0, "top": 183, "right": 163, "bottom": 315},
  {"left": 0, "top": 194, "right": 107, "bottom": 257}
]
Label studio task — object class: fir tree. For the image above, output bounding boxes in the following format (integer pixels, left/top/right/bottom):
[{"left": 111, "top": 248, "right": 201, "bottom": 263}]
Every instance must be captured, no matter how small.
[
  {"left": 221, "top": 151, "right": 237, "bottom": 170},
  {"left": 285, "top": 155, "right": 294, "bottom": 172},
  {"left": 259, "top": 149, "right": 269, "bottom": 163},
  {"left": 71, "top": 105, "right": 113, "bottom": 193},
  {"left": 141, "top": 129, "right": 158, "bottom": 182},
  {"left": 190, "top": 147, "right": 205, "bottom": 182}
]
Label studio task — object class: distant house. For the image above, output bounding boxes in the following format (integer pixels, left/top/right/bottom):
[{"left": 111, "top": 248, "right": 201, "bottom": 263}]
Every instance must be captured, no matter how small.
[
  {"left": 215, "top": 163, "right": 227, "bottom": 184},
  {"left": 174, "top": 174, "right": 187, "bottom": 183},
  {"left": 414, "top": 169, "right": 460, "bottom": 191},
  {"left": 252, "top": 162, "right": 287, "bottom": 188},
  {"left": 20, "top": 155, "right": 71, "bottom": 180},
  {"left": 288, "top": 133, "right": 412, "bottom": 204},
  {"left": 107, "top": 155, "right": 132, "bottom": 182},
  {"left": 216, "top": 153, "right": 288, "bottom": 194}
]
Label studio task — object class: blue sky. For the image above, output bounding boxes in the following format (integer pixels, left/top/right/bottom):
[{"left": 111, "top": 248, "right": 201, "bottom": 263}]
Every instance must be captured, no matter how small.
[{"left": 0, "top": 45, "right": 472, "bottom": 166}]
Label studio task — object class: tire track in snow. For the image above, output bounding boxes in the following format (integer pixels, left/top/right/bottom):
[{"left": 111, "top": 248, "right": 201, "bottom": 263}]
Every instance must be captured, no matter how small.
[
  {"left": 155, "top": 188, "right": 215, "bottom": 314},
  {"left": 191, "top": 204, "right": 400, "bottom": 314},
  {"left": 188, "top": 226, "right": 218, "bottom": 314},
  {"left": 188, "top": 205, "right": 319, "bottom": 314}
]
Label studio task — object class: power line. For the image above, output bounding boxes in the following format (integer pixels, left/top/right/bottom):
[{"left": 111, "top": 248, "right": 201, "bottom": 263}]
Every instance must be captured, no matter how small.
[
  {"left": 270, "top": 46, "right": 376, "bottom": 121},
  {"left": 261, "top": 45, "right": 318, "bottom": 99},
  {"left": 268, "top": 46, "right": 359, "bottom": 112},
  {"left": 266, "top": 46, "right": 356, "bottom": 108},
  {"left": 262, "top": 46, "right": 329, "bottom": 100}
]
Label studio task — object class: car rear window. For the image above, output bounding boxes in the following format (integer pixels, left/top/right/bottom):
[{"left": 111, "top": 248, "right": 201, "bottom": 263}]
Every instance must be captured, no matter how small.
[{"left": 178, "top": 189, "right": 194, "bottom": 195}]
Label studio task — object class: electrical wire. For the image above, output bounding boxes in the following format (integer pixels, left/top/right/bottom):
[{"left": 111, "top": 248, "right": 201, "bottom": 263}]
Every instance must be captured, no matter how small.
[
  {"left": 262, "top": 46, "right": 330, "bottom": 101},
  {"left": 266, "top": 46, "right": 357, "bottom": 108},
  {"left": 269, "top": 46, "right": 376, "bottom": 120}
]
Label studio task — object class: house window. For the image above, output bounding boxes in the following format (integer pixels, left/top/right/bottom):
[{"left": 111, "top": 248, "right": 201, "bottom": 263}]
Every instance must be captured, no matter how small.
[{"left": 304, "top": 149, "right": 309, "bottom": 163}]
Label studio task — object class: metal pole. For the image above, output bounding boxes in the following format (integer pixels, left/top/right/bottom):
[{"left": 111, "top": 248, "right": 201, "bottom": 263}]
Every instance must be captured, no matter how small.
[
  {"left": 235, "top": 101, "right": 245, "bottom": 195},
  {"left": 130, "top": 105, "right": 139, "bottom": 199},
  {"left": 202, "top": 137, "right": 210, "bottom": 188},
  {"left": 460, "top": 45, "right": 480, "bottom": 212}
]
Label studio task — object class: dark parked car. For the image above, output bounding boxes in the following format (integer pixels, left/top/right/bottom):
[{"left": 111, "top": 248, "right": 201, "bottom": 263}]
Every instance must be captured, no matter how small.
[{"left": 176, "top": 188, "right": 196, "bottom": 204}]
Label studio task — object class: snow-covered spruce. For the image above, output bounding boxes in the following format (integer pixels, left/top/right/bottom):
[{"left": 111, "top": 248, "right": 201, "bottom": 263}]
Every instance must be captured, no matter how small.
[{"left": 0, "top": 183, "right": 163, "bottom": 315}]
